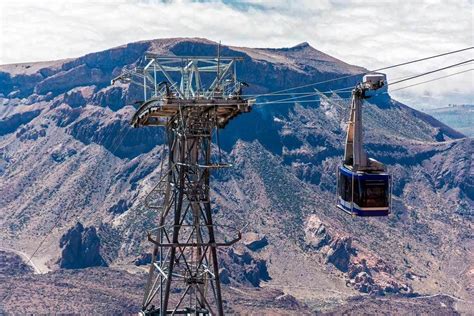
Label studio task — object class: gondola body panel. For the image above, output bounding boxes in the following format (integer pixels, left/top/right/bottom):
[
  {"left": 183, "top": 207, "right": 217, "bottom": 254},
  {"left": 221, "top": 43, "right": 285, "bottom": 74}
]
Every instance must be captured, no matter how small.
[{"left": 337, "top": 166, "right": 391, "bottom": 216}]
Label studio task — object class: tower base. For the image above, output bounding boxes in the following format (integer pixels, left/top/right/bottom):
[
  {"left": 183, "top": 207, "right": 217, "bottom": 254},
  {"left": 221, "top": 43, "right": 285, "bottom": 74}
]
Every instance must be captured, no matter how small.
[{"left": 140, "top": 307, "right": 210, "bottom": 316}]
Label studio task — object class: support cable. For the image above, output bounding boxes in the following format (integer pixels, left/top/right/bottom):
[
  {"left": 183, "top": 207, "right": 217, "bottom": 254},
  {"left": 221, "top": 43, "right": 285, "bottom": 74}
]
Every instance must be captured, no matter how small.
[
  {"left": 382, "top": 68, "right": 474, "bottom": 94},
  {"left": 389, "top": 60, "right": 473, "bottom": 86},
  {"left": 239, "top": 46, "right": 473, "bottom": 98},
  {"left": 171, "top": 60, "right": 473, "bottom": 108},
  {"left": 122, "top": 47, "right": 473, "bottom": 102},
  {"left": 319, "top": 59, "right": 474, "bottom": 98},
  {"left": 246, "top": 60, "right": 474, "bottom": 98}
]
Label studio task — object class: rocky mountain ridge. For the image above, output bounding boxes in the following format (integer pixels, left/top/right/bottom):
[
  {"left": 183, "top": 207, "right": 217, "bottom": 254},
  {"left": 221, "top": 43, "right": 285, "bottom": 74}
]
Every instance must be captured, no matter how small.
[{"left": 0, "top": 37, "right": 472, "bottom": 313}]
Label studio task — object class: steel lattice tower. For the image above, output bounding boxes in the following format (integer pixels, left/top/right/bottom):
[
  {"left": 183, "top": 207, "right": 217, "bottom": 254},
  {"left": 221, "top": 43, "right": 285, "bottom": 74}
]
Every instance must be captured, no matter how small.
[{"left": 113, "top": 53, "right": 253, "bottom": 315}]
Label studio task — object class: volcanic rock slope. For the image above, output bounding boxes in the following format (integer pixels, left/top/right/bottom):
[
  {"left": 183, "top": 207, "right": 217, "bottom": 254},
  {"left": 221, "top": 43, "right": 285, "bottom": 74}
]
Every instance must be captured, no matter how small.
[{"left": 0, "top": 38, "right": 472, "bottom": 313}]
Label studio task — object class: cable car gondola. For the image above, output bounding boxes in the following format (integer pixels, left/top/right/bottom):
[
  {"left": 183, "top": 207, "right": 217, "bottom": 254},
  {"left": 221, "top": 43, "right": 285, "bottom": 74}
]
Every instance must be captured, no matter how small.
[
  {"left": 337, "top": 163, "right": 391, "bottom": 216},
  {"left": 336, "top": 73, "right": 391, "bottom": 216}
]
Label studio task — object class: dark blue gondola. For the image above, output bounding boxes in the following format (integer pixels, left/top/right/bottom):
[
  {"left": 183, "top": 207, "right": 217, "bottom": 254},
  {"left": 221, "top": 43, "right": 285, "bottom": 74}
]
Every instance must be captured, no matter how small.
[
  {"left": 336, "top": 73, "right": 391, "bottom": 217},
  {"left": 337, "top": 165, "right": 391, "bottom": 216}
]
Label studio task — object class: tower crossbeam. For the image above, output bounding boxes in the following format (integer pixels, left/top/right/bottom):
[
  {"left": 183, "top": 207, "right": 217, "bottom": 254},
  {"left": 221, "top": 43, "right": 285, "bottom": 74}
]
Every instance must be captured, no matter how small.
[{"left": 114, "top": 54, "right": 253, "bottom": 316}]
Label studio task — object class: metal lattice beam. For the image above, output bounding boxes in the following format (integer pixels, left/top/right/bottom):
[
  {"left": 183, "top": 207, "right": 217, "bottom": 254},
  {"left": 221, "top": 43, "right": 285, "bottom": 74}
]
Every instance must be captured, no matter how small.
[{"left": 115, "top": 53, "right": 253, "bottom": 316}]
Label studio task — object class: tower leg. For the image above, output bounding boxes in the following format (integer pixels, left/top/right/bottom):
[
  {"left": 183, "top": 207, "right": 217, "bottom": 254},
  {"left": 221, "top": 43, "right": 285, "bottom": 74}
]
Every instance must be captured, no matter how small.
[{"left": 141, "top": 109, "right": 226, "bottom": 315}]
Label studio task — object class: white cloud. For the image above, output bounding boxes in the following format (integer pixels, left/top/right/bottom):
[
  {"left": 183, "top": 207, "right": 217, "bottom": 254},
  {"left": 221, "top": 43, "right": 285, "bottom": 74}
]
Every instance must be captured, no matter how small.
[{"left": 0, "top": 0, "right": 472, "bottom": 108}]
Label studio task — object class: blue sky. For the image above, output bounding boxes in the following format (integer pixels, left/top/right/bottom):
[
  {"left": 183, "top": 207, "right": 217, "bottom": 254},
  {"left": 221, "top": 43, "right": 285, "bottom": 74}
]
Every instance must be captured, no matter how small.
[{"left": 0, "top": 0, "right": 472, "bottom": 108}]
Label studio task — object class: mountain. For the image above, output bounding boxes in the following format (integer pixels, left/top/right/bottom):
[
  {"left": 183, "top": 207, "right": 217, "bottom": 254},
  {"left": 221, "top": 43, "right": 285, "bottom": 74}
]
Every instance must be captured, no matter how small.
[{"left": 0, "top": 38, "right": 472, "bottom": 314}]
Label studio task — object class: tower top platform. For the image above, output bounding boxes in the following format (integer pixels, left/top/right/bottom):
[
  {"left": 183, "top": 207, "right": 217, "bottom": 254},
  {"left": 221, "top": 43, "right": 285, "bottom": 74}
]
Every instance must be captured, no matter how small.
[{"left": 112, "top": 54, "right": 253, "bottom": 128}]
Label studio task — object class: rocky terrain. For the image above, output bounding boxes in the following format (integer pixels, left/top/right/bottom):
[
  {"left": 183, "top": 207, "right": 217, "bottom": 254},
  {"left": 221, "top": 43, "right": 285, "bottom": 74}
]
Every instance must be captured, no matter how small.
[
  {"left": 0, "top": 38, "right": 472, "bottom": 314},
  {"left": 0, "top": 263, "right": 463, "bottom": 315},
  {"left": 0, "top": 251, "right": 33, "bottom": 276}
]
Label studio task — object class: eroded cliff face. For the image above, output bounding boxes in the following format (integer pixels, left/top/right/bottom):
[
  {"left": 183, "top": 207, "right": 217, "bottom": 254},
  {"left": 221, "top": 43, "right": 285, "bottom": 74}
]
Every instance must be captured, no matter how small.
[
  {"left": 57, "top": 222, "right": 107, "bottom": 269},
  {"left": 304, "top": 214, "right": 412, "bottom": 296},
  {"left": 0, "top": 38, "right": 472, "bottom": 312}
]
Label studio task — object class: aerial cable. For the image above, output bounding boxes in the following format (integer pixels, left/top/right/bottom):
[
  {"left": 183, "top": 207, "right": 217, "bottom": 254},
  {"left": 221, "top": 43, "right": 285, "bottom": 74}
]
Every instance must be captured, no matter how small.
[
  {"left": 123, "top": 47, "right": 473, "bottom": 102},
  {"left": 250, "top": 60, "right": 474, "bottom": 106},
  {"left": 144, "top": 62, "right": 472, "bottom": 109},
  {"left": 235, "top": 58, "right": 474, "bottom": 103},
  {"left": 388, "top": 59, "right": 473, "bottom": 86},
  {"left": 123, "top": 47, "right": 473, "bottom": 101},
  {"left": 386, "top": 68, "right": 474, "bottom": 93},
  {"left": 302, "top": 59, "right": 474, "bottom": 102},
  {"left": 143, "top": 61, "right": 471, "bottom": 110},
  {"left": 322, "top": 61, "right": 474, "bottom": 94},
  {"left": 273, "top": 59, "right": 473, "bottom": 96},
  {"left": 248, "top": 65, "right": 473, "bottom": 107},
  {"left": 239, "top": 46, "right": 474, "bottom": 98}
]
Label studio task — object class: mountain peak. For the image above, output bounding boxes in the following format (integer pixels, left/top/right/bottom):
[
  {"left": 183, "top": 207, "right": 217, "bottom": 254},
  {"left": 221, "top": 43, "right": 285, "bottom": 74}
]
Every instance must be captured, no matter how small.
[{"left": 291, "top": 42, "right": 311, "bottom": 49}]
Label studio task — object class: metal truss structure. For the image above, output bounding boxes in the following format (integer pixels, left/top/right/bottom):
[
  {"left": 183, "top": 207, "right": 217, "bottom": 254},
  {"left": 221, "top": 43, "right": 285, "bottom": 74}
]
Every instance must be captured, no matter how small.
[{"left": 113, "top": 53, "right": 253, "bottom": 315}]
